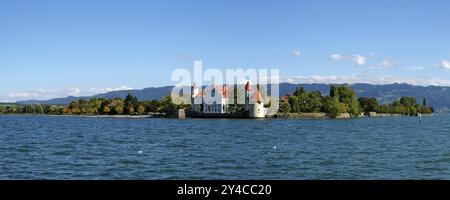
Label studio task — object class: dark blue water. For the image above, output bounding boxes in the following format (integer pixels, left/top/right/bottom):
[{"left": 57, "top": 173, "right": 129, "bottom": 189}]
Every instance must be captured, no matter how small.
[{"left": 1, "top": 114, "right": 450, "bottom": 179}]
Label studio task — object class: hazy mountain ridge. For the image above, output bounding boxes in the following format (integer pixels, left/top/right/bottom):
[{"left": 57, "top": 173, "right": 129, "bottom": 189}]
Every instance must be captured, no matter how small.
[{"left": 15, "top": 83, "right": 450, "bottom": 112}]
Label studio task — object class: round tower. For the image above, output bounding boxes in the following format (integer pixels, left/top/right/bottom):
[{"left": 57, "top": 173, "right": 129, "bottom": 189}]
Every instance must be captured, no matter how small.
[{"left": 249, "top": 89, "right": 266, "bottom": 118}]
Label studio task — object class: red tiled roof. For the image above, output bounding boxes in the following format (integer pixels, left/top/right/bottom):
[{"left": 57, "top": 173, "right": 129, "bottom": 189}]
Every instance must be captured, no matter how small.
[
  {"left": 193, "top": 85, "right": 230, "bottom": 98},
  {"left": 245, "top": 81, "right": 251, "bottom": 91},
  {"left": 252, "top": 89, "right": 264, "bottom": 103}
]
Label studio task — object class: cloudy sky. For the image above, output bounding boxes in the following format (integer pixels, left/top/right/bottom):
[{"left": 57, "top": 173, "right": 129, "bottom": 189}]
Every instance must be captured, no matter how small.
[{"left": 1, "top": 0, "right": 450, "bottom": 102}]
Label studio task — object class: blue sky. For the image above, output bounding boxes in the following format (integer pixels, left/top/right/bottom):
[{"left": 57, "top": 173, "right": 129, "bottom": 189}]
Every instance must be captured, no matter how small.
[{"left": 1, "top": 0, "right": 450, "bottom": 101}]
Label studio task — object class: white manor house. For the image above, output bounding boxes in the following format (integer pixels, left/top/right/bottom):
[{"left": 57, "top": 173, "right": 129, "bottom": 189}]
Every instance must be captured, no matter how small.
[{"left": 190, "top": 81, "right": 267, "bottom": 118}]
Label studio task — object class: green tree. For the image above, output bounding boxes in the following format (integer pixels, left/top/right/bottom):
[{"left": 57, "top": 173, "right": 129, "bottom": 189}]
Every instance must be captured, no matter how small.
[
  {"left": 322, "top": 96, "right": 343, "bottom": 118},
  {"left": 23, "top": 105, "right": 34, "bottom": 113},
  {"left": 358, "top": 97, "right": 379, "bottom": 112},
  {"left": 288, "top": 96, "right": 300, "bottom": 113},
  {"left": 43, "top": 105, "right": 52, "bottom": 114},
  {"left": 337, "top": 85, "right": 353, "bottom": 104},
  {"left": 124, "top": 94, "right": 138, "bottom": 113},
  {"left": 280, "top": 101, "right": 292, "bottom": 114},
  {"left": 35, "top": 105, "right": 44, "bottom": 114},
  {"left": 162, "top": 95, "right": 175, "bottom": 111},
  {"left": 293, "top": 86, "right": 306, "bottom": 97},
  {"left": 400, "top": 96, "right": 417, "bottom": 107},
  {"left": 348, "top": 94, "right": 361, "bottom": 117},
  {"left": 305, "top": 91, "right": 323, "bottom": 112},
  {"left": 330, "top": 85, "right": 340, "bottom": 100}
]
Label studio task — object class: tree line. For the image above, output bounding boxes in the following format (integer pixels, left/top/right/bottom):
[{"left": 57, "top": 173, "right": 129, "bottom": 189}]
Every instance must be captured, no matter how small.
[
  {"left": 280, "top": 85, "right": 433, "bottom": 118},
  {"left": 0, "top": 94, "right": 177, "bottom": 115},
  {"left": 358, "top": 96, "right": 433, "bottom": 115},
  {"left": 0, "top": 87, "right": 434, "bottom": 117}
]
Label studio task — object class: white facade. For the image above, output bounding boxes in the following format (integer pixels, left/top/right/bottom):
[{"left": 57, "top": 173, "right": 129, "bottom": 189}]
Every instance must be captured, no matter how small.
[
  {"left": 249, "top": 102, "right": 266, "bottom": 118},
  {"left": 191, "top": 84, "right": 230, "bottom": 114}
]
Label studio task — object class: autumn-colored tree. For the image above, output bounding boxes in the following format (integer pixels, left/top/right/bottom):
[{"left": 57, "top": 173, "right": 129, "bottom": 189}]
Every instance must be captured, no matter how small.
[
  {"left": 114, "top": 105, "right": 124, "bottom": 114},
  {"left": 137, "top": 105, "right": 146, "bottom": 114},
  {"left": 102, "top": 106, "right": 111, "bottom": 114}
]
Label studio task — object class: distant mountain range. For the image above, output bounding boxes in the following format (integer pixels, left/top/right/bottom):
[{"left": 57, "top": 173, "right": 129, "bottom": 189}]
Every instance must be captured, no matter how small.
[{"left": 15, "top": 83, "right": 450, "bottom": 112}]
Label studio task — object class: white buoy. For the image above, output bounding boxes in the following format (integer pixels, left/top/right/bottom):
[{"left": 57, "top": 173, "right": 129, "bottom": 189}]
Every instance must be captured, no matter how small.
[
  {"left": 273, "top": 146, "right": 277, "bottom": 150},
  {"left": 138, "top": 150, "right": 143, "bottom": 154}
]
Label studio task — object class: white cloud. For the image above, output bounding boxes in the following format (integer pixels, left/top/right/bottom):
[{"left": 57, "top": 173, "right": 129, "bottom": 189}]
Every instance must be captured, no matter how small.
[
  {"left": 376, "top": 59, "right": 397, "bottom": 68},
  {"left": 404, "top": 66, "right": 424, "bottom": 71},
  {"left": 292, "top": 50, "right": 302, "bottom": 57},
  {"left": 330, "top": 54, "right": 346, "bottom": 61},
  {"left": 352, "top": 55, "right": 367, "bottom": 66},
  {"left": 436, "top": 60, "right": 450, "bottom": 70},
  {"left": 8, "top": 92, "right": 33, "bottom": 98},
  {"left": 67, "top": 87, "right": 81, "bottom": 96},
  {"left": 6, "top": 89, "right": 64, "bottom": 101},
  {"left": 89, "top": 86, "right": 133, "bottom": 94},
  {"left": 279, "top": 75, "right": 450, "bottom": 86},
  {"left": 330, "top": 54, "right": 367, "bottom": 66},
  {"left": 2, "top": 85, "right": 135, "bottom": 102}
]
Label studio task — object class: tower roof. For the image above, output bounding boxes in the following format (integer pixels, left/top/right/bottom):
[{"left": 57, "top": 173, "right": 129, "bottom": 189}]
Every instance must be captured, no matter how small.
[
  {"left": 252, "top": 89, "right": 264, "bottom": 103},
  {"left": 245, "top": 81, "right": 251, "bottom": 91}
]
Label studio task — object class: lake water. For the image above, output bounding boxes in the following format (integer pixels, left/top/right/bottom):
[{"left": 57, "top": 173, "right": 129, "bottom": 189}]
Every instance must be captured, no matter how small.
[{"left": 1, "top": 114, "right": 450, "bottom": 180}]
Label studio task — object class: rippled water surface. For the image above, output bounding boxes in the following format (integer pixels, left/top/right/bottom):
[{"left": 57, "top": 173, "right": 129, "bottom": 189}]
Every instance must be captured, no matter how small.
[{"left": 1, "top": 115, "right": 450, "bottom": 179}]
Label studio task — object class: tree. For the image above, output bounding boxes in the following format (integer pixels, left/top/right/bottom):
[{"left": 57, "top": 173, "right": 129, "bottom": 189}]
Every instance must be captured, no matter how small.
[
  {"left": 114, "top": 105, "right": 123, "bottom": 114},
  {"left": 137, "top": 105, "right": 146, "bottom": 114},
  {"left": 293, "top": 86, "right": 306, "bottom": 97},
  {"left": 111, "top": 98, "right": 123, "bottom": 107},
  {"left": 400, "top": 96, "right": 417, "bottom": 107},
  {"left": 288, "top": 96, "right": 300, "bottom": 113},
  {"left": 423, "top": 98, "right": 427, "bottom": 107},
  {"left": 71, "top": 107, "right": 81, "bottom": 114},
  {"left": 337, "top": 85, "right": 353, "bottom": 104},
  {"left": 23, "top": 105, "right": 35, "bottom": 113},
  {"left": 330, "top": 85, "right": 340, "bottom": 100},
  {"left": 102, "top": 106, "right": 111, "bottom": 114},
  {"left": 99, "top": 99, "right": 111, "bottom": 114},
  {"left": 358, "top": 97, "right": 379, "bottom": 112},
  {"left": 89, "top": 98, "right": 102, "bottom": 113},
  {"left": 348, "top": 94, "right": 361, "bottom": 117},
  {"left": 127, "top": 106, "right": 135, "bottom": 114},
  {"left": 162, "top": 95, "right": 175, "bottom": 111},
  {"left": 322, "top": 96, "right": 343, "bottom": 118},
  {"left": 62, "top": 107, "right": 71, "bottom": 114},
  {"left": 148, "top": 100, "right": 162, "bottom": 112},
  {"left": 280, "top": 101, "right": 291, "bottom": 114},
  {"left": 305, "top": 91, "right": 323, "bottom": 112},
  {"left": 35, "top": 105, "right": 44, "bottom": 114},
  {"left": 124, "top": 94, "right": 138, "bottom": 113},
  {"left": 43, "top": 105, "right": 52, "bottom": 114}
]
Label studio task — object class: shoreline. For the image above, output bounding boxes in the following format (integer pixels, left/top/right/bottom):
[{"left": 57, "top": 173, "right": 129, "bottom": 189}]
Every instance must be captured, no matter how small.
[{"left": 0, "top": 112, "right": 435, "bottom": 119}]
